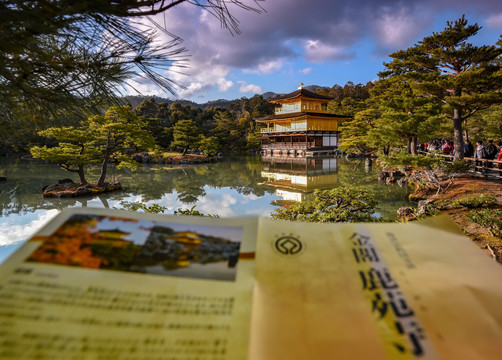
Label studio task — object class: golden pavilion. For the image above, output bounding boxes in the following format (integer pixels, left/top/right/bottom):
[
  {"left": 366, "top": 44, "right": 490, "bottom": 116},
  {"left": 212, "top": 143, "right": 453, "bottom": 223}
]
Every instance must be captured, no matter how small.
[{"left": 255, "top": 85, "right": 349, "bottom": 156}]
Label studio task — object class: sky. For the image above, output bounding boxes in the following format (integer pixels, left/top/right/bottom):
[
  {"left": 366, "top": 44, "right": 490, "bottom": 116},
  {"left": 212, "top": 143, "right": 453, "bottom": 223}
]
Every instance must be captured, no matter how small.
[{"left": 127, "top": 0, "right": 502, "bottom": 103}]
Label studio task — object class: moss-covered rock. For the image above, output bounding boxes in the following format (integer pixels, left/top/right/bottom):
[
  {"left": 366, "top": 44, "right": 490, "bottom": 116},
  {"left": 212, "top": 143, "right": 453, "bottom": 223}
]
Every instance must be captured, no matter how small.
[{"left": 42, "top": 181, "right": 122, "bottom": 198}]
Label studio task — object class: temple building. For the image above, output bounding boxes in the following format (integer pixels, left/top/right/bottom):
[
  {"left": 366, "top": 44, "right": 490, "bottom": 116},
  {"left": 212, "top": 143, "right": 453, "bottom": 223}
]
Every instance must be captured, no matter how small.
[{"left": 255, "top": 85, "right": 349, "bottom": 156}]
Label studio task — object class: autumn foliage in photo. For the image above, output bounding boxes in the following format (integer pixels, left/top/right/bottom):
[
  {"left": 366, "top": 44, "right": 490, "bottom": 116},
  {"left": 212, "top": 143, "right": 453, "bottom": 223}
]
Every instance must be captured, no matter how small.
[{"left": 27, "top": 219, "right": 108, "bottom": 269}]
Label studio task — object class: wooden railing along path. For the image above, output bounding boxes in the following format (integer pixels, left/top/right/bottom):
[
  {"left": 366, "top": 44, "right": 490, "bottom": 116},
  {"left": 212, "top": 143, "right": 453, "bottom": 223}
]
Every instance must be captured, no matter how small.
[{"left": 417, "top": 151, "right": 502, "bottom": 179}]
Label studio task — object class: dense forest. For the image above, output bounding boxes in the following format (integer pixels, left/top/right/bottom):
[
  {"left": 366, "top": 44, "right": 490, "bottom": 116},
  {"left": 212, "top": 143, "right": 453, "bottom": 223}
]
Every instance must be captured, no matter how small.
[
  {"left": 0, "top": 94, "right": 273, "bottom": 155},
  {"left": 0, "top": 81, "right": 375, "bottom": 156}
]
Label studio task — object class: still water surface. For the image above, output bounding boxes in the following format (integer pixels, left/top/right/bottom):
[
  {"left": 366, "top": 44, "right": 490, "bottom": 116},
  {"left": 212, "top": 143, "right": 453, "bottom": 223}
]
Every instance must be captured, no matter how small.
[{"left": 0, "top": 155, "right": 411, "bottom": 262}]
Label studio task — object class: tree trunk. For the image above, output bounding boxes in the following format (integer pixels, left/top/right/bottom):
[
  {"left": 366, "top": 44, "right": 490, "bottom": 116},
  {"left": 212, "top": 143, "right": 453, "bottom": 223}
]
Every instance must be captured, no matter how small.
[
  {"left": 452, "top": 88, "right": 464, "bottom": 160},
  {"left": 59, "top": 162, "right": 87, "bottom": 184},
  {"left": 463, "top": 119, "right": 469, "bottom": 142},
  {"left": 97, "top": 156, "right": 110, "bottom": 187},
  {"left": 410, "top": 136, "right": 418, "bottom": 155},
  {"left": 77, "top": 144, "right": 87, "bottom": 184},
  {"left": 406, "top": 139, "right": 411, "bottom": 154},
  {"left": 182, "top": 145, "right": 188, "bottom": 156},
  {"left": 98, "top": 196, "right": 110, "bottom": 208},
  {"left": 453, "top": 116, "right": 464, "bottom": 160},
  {"left": 78, "top": 165, "right": 87, "bottom": 184},
  {"left": 453, "top": 116, "right": 464, "bottom": 159},
  {"left": 97, "top": 131, "right": 111, "bottom": 187}
]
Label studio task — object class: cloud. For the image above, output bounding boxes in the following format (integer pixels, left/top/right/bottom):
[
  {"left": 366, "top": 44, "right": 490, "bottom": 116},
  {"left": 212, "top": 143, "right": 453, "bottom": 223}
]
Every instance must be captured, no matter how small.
[
  {"left": 196, "top": 192, "right": 238, "bottom": 217},
  {"left": 371, "top": 6, "right": 433, "bottom": 49},
  {"left": 130, "top": 0, "right": 502, "bottom": 99},
  {"left": 169, "top": 59, "right": 235, "bottom": 98},
  {"left": 0, "top": 210, "right": 60, "bottom": 246},
  {"left": 303, "top": 40, "right": 355, "bottom": 63},
  {"left": 486, "top": 13, "right": 502, "bottom": 28},
  {"left": 238, "top": 81, "right": 262, "bottom": 94},
  {"left": 299, "top": 67, "right": 312, "bottom": 75},
  {"left": 153, "top": 2, "right": 437, "bottom": 71},
  {"left": 427, "top": 0, "right": 502, "bottom": 13},
  {"left": 243, "top": 59, "right": 285, "bottom": 74},
  {"left": 241, "top": 193, "right": 260, "bottom": 201},
  {"left": 125, "top": 73, "right": 168, "bottom": 96},
  {"left": 217, "top": 78, "right": 234, "bottom": 91},
  {"left": 180, "top": 82, "right": 207, "bottom": 98}
]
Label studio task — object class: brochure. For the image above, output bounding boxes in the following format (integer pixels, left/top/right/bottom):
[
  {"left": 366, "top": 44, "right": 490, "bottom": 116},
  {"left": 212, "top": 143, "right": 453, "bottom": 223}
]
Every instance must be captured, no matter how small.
[{"left": 0, "top": 208, "right": 501, "bottom": 359}]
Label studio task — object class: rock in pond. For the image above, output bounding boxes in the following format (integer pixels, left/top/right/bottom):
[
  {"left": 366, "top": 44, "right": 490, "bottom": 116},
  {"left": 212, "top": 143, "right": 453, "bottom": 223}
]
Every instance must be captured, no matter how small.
[{"left": 42, "top": 182, "right": 122, "bottom": 198}]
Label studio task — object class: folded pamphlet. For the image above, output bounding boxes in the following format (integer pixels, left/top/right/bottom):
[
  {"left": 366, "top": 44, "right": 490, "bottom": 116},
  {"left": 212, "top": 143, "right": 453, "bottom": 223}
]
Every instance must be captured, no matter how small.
[{"left": 0, "top": 208, "right": 500, "bottom": 359}]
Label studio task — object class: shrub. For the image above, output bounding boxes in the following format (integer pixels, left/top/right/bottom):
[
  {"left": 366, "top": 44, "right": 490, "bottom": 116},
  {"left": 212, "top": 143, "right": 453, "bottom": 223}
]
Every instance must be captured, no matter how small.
[
  {"left": 467, "top": 209, "right": 502, "bottom": 237},
  {"left": 271, "top": 187, "right": 379, "bottom": 223},
  {"left": 120, "top": 202, "right": 218, "bottom": 217},
  {"left": 173, "top": 205, "right": 218, "bottom": 218},
  {"left": 120, "top": 202, "right": 169, "bottom": 213},
  {"left": 382, "top": 152, "right": 472, "bottom": 195},
  {"left": 450, "top": 194, "right": 497, "bottom": 209},
  {"left": 431, "top": 199, "right": 452, "bottom": 210},
  {"left": 409, "top": 160, "right": 472, "bottom": 195},
  {"left": 380, "top": 151, "right": 442, "bottom": 170},
  {"left": 440, "top": 159, "right": 472, "bottom": 175}
]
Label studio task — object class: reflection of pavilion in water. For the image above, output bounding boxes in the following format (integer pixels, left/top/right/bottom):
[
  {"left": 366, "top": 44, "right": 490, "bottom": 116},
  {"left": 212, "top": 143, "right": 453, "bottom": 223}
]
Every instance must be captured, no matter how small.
[{"left": 259, "top": 156, "right": 339, "bottom": 202}]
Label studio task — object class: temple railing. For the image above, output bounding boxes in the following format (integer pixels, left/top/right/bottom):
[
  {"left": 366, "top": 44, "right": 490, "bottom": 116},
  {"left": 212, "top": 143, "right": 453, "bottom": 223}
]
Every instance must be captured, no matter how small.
[
  {"left": 261, "top": 126, "right": 307, "bottom": 133},
  {"left": 262, "top": 143, "right": 312, "bottom": 149}
]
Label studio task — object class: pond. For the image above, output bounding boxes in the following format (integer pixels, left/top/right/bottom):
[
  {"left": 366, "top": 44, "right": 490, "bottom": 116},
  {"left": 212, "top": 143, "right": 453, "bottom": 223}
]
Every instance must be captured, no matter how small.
[{"left": 0, "top": 155, "right": 411, "bottom": 262}]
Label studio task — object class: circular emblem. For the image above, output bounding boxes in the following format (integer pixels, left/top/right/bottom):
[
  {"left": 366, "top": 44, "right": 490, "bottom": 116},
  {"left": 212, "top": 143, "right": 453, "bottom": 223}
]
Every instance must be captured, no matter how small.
[{"left": 274, "top": 236, "right": 303, "bottom": 255}]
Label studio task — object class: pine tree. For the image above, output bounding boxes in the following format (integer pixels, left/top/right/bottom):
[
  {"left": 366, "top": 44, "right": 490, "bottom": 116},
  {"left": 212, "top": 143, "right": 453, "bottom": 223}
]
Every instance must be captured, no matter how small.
[
  {"left": 381, "top": 16, "right": 502, "bottom": 159},
  {"left": 338, "top": 109, "right": 378, "bottom": 155},
  {"left": 473, "top": 104, "right": 502, "bottom": 143},
  {"left": 31, "top": 106, "right": 154, "bottom": 186},
  {"left": 30, "top": 127, "right": 98, "bottom": 184},
  {"left": 212, "top": 110, "right": 245, "bottom": 150},
  {"left": 171, "top": 119, "right": 201, "bottom": 155},
  {"left": 365, "top": 78, "right": 443, "bottom": 155},
  {"left": 199, "top": 136, "right": 221, "bottom": 157},
  {"left": 135, "top": 99, "right": 160, "bottom": 119}
]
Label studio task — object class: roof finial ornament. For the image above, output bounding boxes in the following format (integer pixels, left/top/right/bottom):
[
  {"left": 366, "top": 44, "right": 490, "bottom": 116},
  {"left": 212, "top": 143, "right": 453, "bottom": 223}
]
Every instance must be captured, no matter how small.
[{"left": 299, "top": 82, "right": 304, "bottom": 90}]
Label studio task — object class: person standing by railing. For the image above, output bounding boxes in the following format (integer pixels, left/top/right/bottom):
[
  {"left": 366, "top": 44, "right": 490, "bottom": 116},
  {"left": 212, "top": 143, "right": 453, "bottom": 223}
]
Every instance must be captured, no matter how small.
[
  {"left": 464, "top": 140, "right": 474, "bottom": 158},
  {"left": 442, "top": 140, "right": 452, "bottom": 155},
  {"left": 475, "top": 140, "right": 486, "bottom": 171},
  {"left": 485, "top": 140, "right": 497, "bottom": 170},
  {"left": 498, "top": 146, "right": 502, "bottom": 177}
]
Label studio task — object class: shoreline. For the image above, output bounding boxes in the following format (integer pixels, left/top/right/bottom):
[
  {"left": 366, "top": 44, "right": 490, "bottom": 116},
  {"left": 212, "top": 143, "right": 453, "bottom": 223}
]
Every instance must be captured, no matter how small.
[{"left": 409, "top": 175, "right": 502, "bottom": 262}]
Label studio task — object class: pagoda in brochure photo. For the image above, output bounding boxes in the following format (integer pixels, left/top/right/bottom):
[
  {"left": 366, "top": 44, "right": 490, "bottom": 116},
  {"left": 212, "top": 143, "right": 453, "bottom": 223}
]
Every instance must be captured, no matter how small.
[{"left": 255, "top": 84, "right": 349, "bottom": 156}]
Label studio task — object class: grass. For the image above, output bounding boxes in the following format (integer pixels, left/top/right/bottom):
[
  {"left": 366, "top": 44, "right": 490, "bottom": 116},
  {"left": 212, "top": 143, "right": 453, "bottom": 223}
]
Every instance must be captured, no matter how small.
[{"left": 160, "top": 151, "right": 183, "bottom": 158}]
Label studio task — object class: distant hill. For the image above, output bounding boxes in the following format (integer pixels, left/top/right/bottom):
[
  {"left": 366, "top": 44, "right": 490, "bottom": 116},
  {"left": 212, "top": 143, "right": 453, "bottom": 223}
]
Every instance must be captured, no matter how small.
[
  {"left": 122, "top": 95, "right": 233, "bottom": 109},
  {"left": 304, "top": 85, "right": 325, "bottom": 92},
  {"left": 262, "top": 91, "right": 280, "bottom": 100},
  {"left": 262, "top": 86, "right": 328, "bottom": 100},
  {"left": 123, "top": 95, "right": 201, "bottom": 108},
  {"left": 123, "top": 85, "right": 325, "bottom": 109},
  {"left": 202, "top": 99, "right": 233, "bottom": 108}
]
